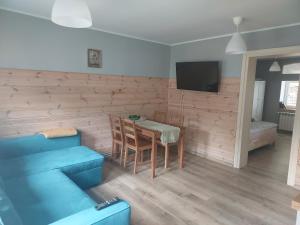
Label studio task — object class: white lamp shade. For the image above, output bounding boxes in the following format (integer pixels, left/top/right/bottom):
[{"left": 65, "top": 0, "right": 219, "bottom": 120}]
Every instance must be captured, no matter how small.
[
  {"left": 52, "top": 0, "right": 92, "bottom": 28},
  {"left": 225, "top": 32, "right": 247, "bottom": 55},
  {"left": 282, "top": 63, "right": 300, "bottom": 74},
  {"left": 269, "top": 61, "right": 281, "bottom": 72}
]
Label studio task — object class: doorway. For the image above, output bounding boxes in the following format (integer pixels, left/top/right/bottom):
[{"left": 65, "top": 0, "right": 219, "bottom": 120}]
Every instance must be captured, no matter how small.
[
  {"left": 234, "top": 46, "right": 300, "bottom": 187},
  {"left": 247, "top": 57, "right": 300, "bottom": 182}
]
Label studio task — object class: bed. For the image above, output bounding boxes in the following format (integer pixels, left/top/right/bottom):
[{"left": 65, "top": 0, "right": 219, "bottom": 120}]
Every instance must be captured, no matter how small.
[{"left": 249, "top": 121, "right": 277, "bottom": 151}]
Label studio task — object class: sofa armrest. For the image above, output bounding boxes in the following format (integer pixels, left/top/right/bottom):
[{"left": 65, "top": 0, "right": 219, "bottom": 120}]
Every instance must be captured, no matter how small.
[{"left": 49, "top": 201, "right": 130, "bottom": 225}]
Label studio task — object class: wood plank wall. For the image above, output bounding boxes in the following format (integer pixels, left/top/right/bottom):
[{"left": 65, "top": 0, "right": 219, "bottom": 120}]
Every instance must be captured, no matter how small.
[
  {"left": 0, "top": 69, "right": 240, "bottom": 165},
  {"left": 0, "top": 69, "right": 169, "bottom": 153},
  {"left": 168, "top": 77, "right": 240, "bottom": 165}
]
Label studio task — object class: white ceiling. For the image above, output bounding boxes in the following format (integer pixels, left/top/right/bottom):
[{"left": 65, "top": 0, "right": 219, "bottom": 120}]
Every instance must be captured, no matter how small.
[{"left": 1, "top": 0, "right": 300, "bottom": 45}]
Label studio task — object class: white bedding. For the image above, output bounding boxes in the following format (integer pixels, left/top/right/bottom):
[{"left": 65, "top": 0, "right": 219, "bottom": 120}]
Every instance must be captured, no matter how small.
[{"left": 251, "top": 121, "right": 277, "bottom": 133}]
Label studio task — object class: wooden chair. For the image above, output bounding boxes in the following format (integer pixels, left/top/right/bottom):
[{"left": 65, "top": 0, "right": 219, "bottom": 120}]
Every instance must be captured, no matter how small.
[
  {"left": 158, "top": 111, "right": 184, "bottom": 168},
  {"left": 109, "top": 115, "right": 124, "bottom": 165},
  {"left": 167, "top": 110, "right": 184, "bottom": 127},
  {"left": 153, "top": 111, "right": 167, "bottom": 123},
  {"left": 122, "top": 119, "right": 155, "bottom": 175}
]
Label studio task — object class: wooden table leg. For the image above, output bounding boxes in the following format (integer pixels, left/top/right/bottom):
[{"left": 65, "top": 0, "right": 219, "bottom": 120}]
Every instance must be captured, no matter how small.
[
  {"left": 179, "top": 133, "right": 184, "bottom": 169},
  {"left": 165, "top": 144, "right": 169, "bottom": 169},
  {"left": 151, "top": 135, "right": 157, "bottom": 178}
]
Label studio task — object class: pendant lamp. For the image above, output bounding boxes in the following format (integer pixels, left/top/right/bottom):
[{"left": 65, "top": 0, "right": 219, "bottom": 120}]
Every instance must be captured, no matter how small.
[
  {"left": 269, "top": 60, "right": 281, "bottom": 72},
  {"left": 226, "top": 17, "right": 247, "bottom": 55},
  {"left": 52, "top": 0, "right": 92, "bottom": 28}
]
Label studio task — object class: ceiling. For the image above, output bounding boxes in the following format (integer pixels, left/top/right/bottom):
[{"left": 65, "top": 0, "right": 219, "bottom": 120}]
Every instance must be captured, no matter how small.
[{"left": 1, "top": 0, "right": 300, "bottom": 45}]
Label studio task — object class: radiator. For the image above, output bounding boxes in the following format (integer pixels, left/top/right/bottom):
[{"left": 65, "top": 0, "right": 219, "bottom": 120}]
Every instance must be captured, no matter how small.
[{"left": 278, "top": 112, "right": 295, "bottom": 131}]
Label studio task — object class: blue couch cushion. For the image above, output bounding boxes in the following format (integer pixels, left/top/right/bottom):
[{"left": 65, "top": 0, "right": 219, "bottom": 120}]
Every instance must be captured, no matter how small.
[
  {"left": 3, "top": 170, "right": 96, "bottom": 225},
  {"left": 0, "top": 176, "right": 4, "bottom": 189},
  {"left": 0, "top": 186, "right": 23, "bottom": 225},
  {"left": 0, "top": 134, "right": 81, "bottom": 159},
  {"left": 0, "top": 146, "right": 104, "bottom": 180}
]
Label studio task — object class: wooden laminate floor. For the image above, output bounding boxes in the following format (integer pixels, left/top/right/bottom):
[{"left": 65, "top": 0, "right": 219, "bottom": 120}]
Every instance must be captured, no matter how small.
[
  {"left": 88, "top": 141, "right": 298, "bottom": 225},
  {"left": 248, "top": 133, "right": 292, "bottom": 183}
]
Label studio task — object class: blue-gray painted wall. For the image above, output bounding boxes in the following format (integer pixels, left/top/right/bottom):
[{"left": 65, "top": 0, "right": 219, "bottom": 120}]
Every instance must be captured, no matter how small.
[
  {"left": 0, "top": 10, "right": 170, "bottom": 77},
  {"left": 2, "top": 9, "right": 300, "bottom": 79},
  {"left": 170, "top": 25, "right": 300, "bottom": 77},
  {"left": 256, "top": 58, "right": 300, "bottom": 123}
]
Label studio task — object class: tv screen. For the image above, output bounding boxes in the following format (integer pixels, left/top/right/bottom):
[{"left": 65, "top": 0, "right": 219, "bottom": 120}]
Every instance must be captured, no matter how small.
[{"left": 176, "top": 61, "right": 220, "bottom": 92}]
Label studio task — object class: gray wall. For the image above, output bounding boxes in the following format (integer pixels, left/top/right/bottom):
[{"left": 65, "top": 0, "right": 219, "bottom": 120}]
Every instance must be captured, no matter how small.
[
  {"left": 0, "top": 10, "right": 170, "bottom": 77},
  {"left": 170, "top": 25, "right": 300, "bottom": 77},
  {"left": 2, "top": 9, "right": 300, "bottom": 79},
  {"left": 256, "top": 58, "right": 300, "bottom": 123}
]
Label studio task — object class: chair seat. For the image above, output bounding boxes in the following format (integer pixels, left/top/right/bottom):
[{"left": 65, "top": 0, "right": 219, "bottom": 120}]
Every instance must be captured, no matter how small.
[{"left": 126, "top": 138, "right": 152, "bottom": 151}]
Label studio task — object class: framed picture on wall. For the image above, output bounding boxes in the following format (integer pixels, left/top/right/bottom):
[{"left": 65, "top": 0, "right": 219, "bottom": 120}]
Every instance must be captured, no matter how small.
[{"left": 88, "top": 49, "right": 102, "bottom": 68}]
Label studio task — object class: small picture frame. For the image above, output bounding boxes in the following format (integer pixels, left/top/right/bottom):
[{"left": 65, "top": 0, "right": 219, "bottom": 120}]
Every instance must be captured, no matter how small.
[{"left": 88, "top": 49, "right": 102, "bottom": 68}]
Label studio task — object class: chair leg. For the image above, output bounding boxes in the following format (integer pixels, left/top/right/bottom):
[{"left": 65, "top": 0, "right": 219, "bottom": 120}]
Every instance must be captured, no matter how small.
[
  {"left": 134, "top": 151, "right": 139, "bottom": 174},
  {"left": 116, "top": 143, "right": 120, "bottom": 159},
  {"left": 140, "top": 150, "right": 144, "bottom": 163},
  {"left": 160, "top": 147, "right": 164, "bottom": 159},
  {"left": 124, "top": 146, "right": 128, "bottom": 168},
  {"left": 118, "top": 143, "right": 122, "bottom": 155},
  {"left": 119, "top": 144, "right": 124, "bottom": 165},
  {"left": 112, "top": 141, "right": 115, "bottom": 159},
  {"left": 165, "top": 144, "right": 169, "bottom": 169}
]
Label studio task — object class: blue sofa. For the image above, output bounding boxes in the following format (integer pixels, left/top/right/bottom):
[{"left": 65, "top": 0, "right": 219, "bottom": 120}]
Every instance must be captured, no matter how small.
[{"left": 0, "top": 133, "right": 131, "bottom": 225}]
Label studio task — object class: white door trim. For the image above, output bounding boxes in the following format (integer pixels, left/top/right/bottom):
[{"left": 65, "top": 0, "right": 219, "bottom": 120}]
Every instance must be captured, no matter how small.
[{"left": 233, "top": 45, "right": 300, "bottom": 187}]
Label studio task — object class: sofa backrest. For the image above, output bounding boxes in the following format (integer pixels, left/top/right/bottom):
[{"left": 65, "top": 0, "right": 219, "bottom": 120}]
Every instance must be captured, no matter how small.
[{"left": 0, "top": 133, "right": 81, "bottom": 159}]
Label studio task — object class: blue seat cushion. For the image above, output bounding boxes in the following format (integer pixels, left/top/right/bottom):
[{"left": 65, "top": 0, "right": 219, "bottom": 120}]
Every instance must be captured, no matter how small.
[
  {"left": 3, "top": 170, "right": 96, "bottom": 225},
  {"left": 0, "top": 146, "right": 104, "bottom": 180},
  {"left": 0, "top": 185, "right": 23, "bottom": 225}
]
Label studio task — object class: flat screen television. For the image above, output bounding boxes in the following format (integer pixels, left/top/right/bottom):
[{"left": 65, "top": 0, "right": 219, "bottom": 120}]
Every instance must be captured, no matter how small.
[{"left": 176, "top": 61, "right": 220, "bottom": 92}]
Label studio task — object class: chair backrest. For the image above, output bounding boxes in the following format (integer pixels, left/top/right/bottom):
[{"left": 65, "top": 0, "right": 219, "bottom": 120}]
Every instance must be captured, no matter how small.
[
  {"left": 122, "top": 119, "right": 139, "bottom": 149},
  {"left": 167, "top": 110, "right": 184, "bottom": 127},
  {"left": 109, "top": 115, "right": 124, "bottom": 142},
  {"left": 153, "top": 111, "right": 167, "bottom": 123}
]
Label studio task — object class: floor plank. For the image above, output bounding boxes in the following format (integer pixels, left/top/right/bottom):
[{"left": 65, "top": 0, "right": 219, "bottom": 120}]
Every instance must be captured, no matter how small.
[
  {"left": 248, "top": 132, "right": 291, "bottom": 183},
  {"left": 88, "top": 136, "right": 298, "bottom": 225}
]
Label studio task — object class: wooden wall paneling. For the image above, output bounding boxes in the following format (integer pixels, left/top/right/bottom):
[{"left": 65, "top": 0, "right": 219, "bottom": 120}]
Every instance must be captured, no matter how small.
[
  {"left": 168, "top": 78, "right": 240, "bottom": 166},
  {"left": 1, "top": 69, "right": 240, "bottom": 166},
  {"left": 0, "top": 69, "right": 169, "bottom": 154}
]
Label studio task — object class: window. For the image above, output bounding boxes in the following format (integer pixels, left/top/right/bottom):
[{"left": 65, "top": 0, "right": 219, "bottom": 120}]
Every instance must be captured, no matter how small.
[{"left": 280, "top": 81, "right": 299, "bottom": 109}]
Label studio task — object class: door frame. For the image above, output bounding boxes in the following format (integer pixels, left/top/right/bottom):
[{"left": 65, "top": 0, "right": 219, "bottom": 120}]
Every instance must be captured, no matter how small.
[{"left": 233, "top": 45, "right": 300, "bottom": 187}]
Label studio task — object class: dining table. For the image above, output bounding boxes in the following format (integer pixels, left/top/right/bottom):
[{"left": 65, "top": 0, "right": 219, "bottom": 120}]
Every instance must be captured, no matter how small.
[{"left": 135, "top": 119, "right": 184, "bottom": 178}]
